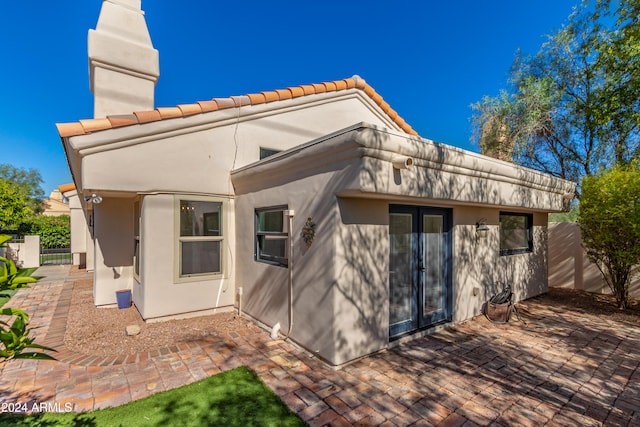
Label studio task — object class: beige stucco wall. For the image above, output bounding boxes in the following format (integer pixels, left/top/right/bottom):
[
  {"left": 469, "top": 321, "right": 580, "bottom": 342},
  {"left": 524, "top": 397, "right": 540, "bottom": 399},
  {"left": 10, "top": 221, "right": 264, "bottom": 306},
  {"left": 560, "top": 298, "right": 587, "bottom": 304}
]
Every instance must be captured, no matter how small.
[
  {"left": 4, "top": 236, "right": 40, "bottom": 269},
  {"left": 66, "top": 192, "right": 88, "bottom": 255},
  {"left": 332, "top": 198, "right": 391, "bottom": 365},
  {"left": 235, "top": 164, "right": 348, "bottom": 363},
  {"left": 237, "top": 190, "right": 550, "bottom": 366},
  {"left": 549, "top": 222, "right": 640, "bottom": 298},
  {"left": 69, "top": 91, "right": 401, "bottom": 195},
  {"left": 233, "top": 125, "right": 563, "bottom": 366},
  {"left": 452, "top": 209, "right": 548, "bottom": 322},
  {"left": 135, "top": 194, "right": 236, "bottom": 319},
  {"left": 93, "top": 197, "right": 135, "bottom": 305},
  {"left": 89, "top": 0, "right": 159, "bottom": 118},
  {"left": 66, "top": 94, "right": 400, "bottom": 316}
]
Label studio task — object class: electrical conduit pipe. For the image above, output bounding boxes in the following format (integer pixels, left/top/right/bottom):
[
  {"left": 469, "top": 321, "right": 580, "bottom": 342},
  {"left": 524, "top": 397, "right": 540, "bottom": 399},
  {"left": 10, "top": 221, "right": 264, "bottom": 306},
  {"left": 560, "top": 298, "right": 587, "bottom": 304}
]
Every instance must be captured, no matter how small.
[{"left": 283, "top": 209, "right": 295, "bottom": 339}]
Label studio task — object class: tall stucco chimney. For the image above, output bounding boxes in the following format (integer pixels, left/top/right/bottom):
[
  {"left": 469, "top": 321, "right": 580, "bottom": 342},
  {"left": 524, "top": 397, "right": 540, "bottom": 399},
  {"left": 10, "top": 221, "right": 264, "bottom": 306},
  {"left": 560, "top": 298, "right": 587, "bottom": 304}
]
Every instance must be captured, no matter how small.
[{"left": 88, "top": 0, "right": 159, "bottom": 118}]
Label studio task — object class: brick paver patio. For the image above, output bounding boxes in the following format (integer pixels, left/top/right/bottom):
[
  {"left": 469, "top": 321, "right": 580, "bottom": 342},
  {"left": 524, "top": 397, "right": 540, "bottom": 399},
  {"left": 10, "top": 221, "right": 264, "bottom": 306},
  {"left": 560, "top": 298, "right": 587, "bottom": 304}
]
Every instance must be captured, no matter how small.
[{"left": 0, "top": 266, "right": 638, "bottom": 426}]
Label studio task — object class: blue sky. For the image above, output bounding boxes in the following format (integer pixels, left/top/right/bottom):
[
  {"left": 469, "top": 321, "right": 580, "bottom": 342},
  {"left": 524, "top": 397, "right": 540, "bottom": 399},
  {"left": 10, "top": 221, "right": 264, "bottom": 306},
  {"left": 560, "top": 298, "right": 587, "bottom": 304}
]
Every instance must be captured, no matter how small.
[{"left": 0, "top": 1, "right": 578, "bottom": 194}]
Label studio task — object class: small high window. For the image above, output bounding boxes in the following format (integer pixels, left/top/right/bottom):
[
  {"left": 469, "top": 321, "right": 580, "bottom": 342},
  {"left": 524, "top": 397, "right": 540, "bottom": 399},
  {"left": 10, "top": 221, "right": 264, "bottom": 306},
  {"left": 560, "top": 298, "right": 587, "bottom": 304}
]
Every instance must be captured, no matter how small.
[
  {"left": 255, "top": 207, "right": 289, "bottom": 266},
  {"left": 499, "top": 212, "right": 533, "bottom": 255}
]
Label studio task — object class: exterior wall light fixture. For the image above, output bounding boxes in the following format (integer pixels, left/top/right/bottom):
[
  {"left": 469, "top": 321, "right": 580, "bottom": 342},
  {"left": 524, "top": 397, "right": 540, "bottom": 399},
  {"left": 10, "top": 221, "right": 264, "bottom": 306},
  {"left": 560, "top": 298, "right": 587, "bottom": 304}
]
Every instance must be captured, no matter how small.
[
  {"left": 476, "top": 219, "right": 489, "bottom": 240},
  {"left": 84, "top": 193, "right": 103, "bottom": 204}
]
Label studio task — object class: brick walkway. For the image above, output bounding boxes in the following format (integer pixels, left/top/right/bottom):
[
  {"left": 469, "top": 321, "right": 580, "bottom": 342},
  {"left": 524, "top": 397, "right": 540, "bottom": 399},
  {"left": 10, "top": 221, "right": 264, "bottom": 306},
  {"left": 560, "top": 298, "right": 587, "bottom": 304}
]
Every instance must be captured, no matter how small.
[{"left": 1, "top": 267, "right": 639, "bottom": 426}]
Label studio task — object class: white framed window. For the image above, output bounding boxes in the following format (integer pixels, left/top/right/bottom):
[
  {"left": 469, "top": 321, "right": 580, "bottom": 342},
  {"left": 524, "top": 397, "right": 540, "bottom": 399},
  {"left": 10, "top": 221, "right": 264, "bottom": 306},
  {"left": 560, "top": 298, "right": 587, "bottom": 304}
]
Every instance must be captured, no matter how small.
[
  {"left": 499, "top": 212, "right": 533, "bottom": 255},
  {"left": 255, "top": 206, "right": 289, "bottom": 267},
  {"left": 176, "top": 196, "right": 225, "bottom": 281}
]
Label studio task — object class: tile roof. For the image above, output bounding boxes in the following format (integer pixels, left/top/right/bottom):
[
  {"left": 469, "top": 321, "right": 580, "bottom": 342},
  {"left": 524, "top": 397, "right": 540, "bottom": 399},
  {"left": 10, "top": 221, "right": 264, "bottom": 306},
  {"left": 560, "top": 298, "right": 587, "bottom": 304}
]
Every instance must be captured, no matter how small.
[
  {"left": 58, "top": 183, "right": 76, "bottom": 193},
  {"left": 56, "top": 75, "right": 418, "bottom": 138}
]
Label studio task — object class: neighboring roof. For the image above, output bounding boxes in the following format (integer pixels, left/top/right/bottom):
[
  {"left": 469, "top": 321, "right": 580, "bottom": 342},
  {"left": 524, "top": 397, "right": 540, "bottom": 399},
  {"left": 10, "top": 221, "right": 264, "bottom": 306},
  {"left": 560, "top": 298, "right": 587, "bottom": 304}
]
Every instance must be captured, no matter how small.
[{"left": 56, "top": 76, "right": 418, "bottom": 138}]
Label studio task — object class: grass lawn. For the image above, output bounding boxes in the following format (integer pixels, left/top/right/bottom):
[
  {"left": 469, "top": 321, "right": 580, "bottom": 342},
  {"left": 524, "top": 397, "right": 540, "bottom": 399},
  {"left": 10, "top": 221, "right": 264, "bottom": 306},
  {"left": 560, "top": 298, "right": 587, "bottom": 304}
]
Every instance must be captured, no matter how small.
[{"left": 0, "top": 366, "right": 306, "bottom": 427}]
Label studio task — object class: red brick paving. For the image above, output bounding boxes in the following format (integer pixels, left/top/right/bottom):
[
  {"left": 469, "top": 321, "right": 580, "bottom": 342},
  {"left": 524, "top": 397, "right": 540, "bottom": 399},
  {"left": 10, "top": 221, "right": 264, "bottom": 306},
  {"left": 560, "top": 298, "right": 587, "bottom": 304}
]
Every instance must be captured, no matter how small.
[{"left": 0, "top": 266, "right": 639, "bottom": 426}]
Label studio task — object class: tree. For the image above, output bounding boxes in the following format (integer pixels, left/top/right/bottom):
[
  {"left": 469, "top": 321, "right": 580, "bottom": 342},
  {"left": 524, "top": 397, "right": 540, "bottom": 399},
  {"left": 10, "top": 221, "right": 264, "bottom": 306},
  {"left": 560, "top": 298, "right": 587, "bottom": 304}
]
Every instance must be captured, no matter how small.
[
  {"left": 471, "top": 0, "right": 640, "bottom": 189},
  {"left": 0, "top": 164, "right": 45, "bottom": 214},
  {"left": 0, "top": 179, "right": 33, "bottom": 231},
  {"left": 578, "top": 163, "right": 640, "bottom": 309}
]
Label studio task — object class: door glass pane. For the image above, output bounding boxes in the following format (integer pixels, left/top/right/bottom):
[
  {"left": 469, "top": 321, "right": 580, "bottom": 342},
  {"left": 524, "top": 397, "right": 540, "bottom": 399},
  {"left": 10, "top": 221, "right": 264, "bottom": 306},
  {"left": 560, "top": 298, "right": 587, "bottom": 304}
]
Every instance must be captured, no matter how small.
[
  {"left": 389, "top": 213, "right": 413, "bottom": 326},
  {"left": 423, "top": 215, "right": 443, "bottom": 316}
]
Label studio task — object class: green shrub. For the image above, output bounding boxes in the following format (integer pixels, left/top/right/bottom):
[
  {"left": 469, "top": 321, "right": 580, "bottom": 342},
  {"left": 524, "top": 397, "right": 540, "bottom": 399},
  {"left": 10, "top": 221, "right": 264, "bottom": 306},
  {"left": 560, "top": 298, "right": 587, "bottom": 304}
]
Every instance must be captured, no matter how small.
[
  {"left": 579, "top": 163, "right": 640, "bottom": 309},
  {"left": 19, "top": 215, "right": 70, "bottom": 248}
]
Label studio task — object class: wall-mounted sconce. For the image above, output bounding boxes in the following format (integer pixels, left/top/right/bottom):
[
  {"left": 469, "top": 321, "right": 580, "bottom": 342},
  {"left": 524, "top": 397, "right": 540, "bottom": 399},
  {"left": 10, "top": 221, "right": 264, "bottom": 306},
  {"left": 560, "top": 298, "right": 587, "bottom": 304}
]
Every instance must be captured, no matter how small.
[
  {"left": 84, "top": 193, "right": 103, "bottom": 204},
  {"left": 476, "top": 219, "right": 489, "bottom": 240},
  {"left": 302, "top": 216, "right": 316, "bottom": 248},
  {"left": 392, "top": 156, "right": 414, "bottom": 170}
]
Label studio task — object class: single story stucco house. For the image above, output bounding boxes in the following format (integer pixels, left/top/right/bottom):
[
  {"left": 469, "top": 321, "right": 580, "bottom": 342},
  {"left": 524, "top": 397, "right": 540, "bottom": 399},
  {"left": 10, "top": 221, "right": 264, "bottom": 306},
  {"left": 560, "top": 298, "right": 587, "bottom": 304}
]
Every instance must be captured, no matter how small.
[{"left": 57, "top": 0, "right": 575, "bottom": 366}]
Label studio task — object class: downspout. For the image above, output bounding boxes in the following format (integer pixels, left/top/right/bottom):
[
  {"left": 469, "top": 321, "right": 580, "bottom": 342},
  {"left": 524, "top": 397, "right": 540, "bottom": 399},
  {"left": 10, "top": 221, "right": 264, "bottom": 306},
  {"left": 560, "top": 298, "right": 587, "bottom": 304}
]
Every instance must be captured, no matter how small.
[{"left": 283, "top": 210, "right": 295, "bottom": 339}]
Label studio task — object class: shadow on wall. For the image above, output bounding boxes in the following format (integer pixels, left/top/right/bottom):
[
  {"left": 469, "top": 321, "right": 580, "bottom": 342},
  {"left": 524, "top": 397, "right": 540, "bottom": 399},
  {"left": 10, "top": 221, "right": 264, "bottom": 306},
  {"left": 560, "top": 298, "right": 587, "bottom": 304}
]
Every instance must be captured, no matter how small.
[
  {"left": 333, "top": 198, "right": 389, "bottom": 363},
  {"left": 330, "top": 128, "right": 555, "bottom": 363}
]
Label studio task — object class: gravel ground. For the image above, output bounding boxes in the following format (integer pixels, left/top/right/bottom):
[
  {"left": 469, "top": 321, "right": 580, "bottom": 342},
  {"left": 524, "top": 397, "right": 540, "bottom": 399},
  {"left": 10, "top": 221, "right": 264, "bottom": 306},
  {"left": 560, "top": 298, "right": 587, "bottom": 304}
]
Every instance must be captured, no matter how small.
[
  {"left": 63, "top": 277, "right": 639, "bottom": 357},
  {"left": 63, "top": 279, "right": 253, "bottom": 356}
]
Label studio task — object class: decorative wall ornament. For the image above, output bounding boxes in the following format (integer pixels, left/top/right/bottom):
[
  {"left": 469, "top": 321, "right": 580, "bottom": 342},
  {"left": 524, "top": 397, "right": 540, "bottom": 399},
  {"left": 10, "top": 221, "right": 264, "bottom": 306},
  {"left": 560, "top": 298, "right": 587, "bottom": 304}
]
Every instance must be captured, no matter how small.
[{"left": 302, "top": 216, "right": 316, "bottom": 248}]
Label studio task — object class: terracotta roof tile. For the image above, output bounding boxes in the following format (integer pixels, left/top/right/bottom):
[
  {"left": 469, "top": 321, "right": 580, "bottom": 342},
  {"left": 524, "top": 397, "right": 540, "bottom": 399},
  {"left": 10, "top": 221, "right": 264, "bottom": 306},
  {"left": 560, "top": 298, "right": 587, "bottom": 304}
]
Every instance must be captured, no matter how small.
[
  {"left": 232, "top": 95, "right": 251, "bottom": 107},
  {"left": 311, "top": 83, "right": 327, "bottom": 93},
  {"left": 79, "top": 118, "right": 112, "bottom": 133},
  {"left": 289, "top": 86, "right": 305, "bottom": 97},
  {"left": 197, "top": 100, "right": 219, "bottom": 113},
  {"left": 323, "top": 81, "right": 337, "bottom": 92},
  {"left": 247, "top": 93, "right": 267, "bottom": 105},
  {"left": 262, "top": 91, "right": 280, "bottom": 103},
  {"left": 58, "top": 183, "right": 76, "bottom": 194},
  {"left": 386, "top": 108, "right": 399, "bottom": 121},
  {"left": 177, "top": 104, "right": 203, "bottom": 116},
  {"left": 363, "top": 84, "right": 376, "bottom": 98},
  {"left": 275, "top": 89, "right": 292, "bottom": 100},
  {"left": 353, "top": 76, "right": 366, "bottom": 89},
  {"left": 300, "top": 85, "right": 316, "bottom": 95},
  {"left": 370, "top": 91, "right": 384, "bottom": 107},
  {"left": 334, "top": 80, "right": 348, "bottom": 91},
  {"left": 134, "top": 110, "right": 162, "bottom": 123},
  {"left": 56, "top": 75, "right": 419, "bottom": 138},
  {"left": 56, "top": 122, "right": 86, "bottom": 138},
  {"left": 156, "top": 107, "right": 183, "bottom": 119},
  {"left": 213, "top": 98, "right": 235, "bottom": 110},
  {"left": 107, "top": 115, "right": 139, "bottom": 128}
]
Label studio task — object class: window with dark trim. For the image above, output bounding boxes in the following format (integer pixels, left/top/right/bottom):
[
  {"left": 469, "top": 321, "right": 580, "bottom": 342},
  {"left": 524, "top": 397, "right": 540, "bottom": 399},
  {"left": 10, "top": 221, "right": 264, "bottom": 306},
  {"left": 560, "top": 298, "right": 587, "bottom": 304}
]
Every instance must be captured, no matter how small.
[
  {"left": 499, "top": 212, "right": 533, "bottom": 255},
  {"left": 255, "top": 206, "right": 288, "bottom": 266}
]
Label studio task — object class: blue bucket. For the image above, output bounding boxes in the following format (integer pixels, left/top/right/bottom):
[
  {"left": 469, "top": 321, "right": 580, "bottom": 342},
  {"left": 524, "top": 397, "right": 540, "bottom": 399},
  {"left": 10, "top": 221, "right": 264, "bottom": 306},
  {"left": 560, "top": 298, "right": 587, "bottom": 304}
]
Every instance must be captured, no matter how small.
[{"left": 116, "top": 289, "right": 131, "bottom": 309}]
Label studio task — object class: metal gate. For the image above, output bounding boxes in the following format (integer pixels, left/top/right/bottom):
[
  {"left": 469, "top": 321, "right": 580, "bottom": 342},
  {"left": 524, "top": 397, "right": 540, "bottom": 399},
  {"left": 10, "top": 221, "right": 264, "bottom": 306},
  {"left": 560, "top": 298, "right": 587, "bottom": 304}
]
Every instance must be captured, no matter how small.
[{"left": 40, "top": 247, "right": 72, "bottom": 265}]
